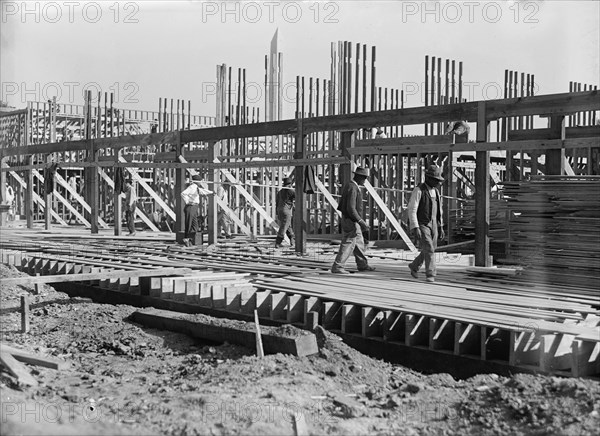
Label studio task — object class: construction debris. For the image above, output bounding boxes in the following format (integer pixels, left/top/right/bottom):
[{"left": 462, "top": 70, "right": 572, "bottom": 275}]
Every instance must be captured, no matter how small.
[{"left": 129, "top": 308, "right": 319, "bottom": 357}]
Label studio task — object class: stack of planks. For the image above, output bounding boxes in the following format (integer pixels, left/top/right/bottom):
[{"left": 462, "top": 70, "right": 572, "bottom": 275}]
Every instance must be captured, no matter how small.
[{"left": 503, "top": 175, "right": 600, "bottom": 291}]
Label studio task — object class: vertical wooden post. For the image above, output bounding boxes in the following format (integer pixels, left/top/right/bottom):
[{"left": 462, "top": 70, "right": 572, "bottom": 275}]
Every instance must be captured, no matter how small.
[
  {"left": 475, "top": 102, "right": 490, "bottom": 267},
  {"left": 424, "top": 55, "right": 429, "bottom": 136},
  {"left": 21, "top": 295, "right": 30, "bottom": 333},
  {"left": 339, "top": 131, "right": 354, "bottom": 188},
  {"left": 431, "top": 56, "right": 436, "bottom": 135},
  {"left": 26, "top": 155, "right": 33, "bottom": 228},
  {"left": 447, "top": 150, "right": 454, "bottom": 245},
  {"left": 370, "top": 46, "right": 376, "bottom": 112},
  {"left": 546, "top": 116, "right": 566, "bottom": 175},
  {"left": 89, "top": 140, "right": 99, "bottom": 234},
  {"left": 174, "top": 132, "right": 185, "bottom": 235},
  {"left": 294, "top": 119, "right": 306, "bottom": 254},
  {"left": 207, "top": 141, "right": 218, "bottom": 245},
  {"left": 114, "top": 148, "right": 122, "bottom": 236},
  {"left": 89, "top": 91, "right": 99, "bottom": 234},
  {"left": 44, "top": 154, "right": 52, "bottom": 230}
]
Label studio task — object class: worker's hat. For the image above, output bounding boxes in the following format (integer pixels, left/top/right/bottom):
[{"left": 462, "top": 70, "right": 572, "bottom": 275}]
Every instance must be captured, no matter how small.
[
  {"left": 191, "top": 175, "right": 202, "bottom": 182},
  {"left": 353, "top": 167, "right": 370, "bottom": 177},
  {"left": 425, "top": 164, "right": 444, "bottom": 181},
  {"left": 282, "top": 177, "right": 292, "bottom": 186}
]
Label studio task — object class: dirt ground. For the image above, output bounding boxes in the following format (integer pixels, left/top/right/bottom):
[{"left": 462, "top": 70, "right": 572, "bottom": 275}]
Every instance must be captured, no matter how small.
[{"left": 1, "top": 263, "right": 599, "bottom": 436}]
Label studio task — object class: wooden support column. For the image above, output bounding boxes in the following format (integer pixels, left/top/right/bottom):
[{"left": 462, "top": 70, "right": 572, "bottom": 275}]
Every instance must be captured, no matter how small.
[
  {"left": 174, "top": 132, "right": 185, "bottom": 234},
  {"left": 294, "top": 119, "right": 307, "bottom": 253},
  {"left": 546, "top": 116, "right": 566, "bottom": 175},
  {"left": 26, "top": 155, "right": 33, "bottom": 229},
  {"left": 89, "top": 140, "right": 99, "bottom": 234},
  {"left": 207, "top": 141, "right": 218, "bottom": 244},
  {"left": 475, "top": 102, "right": 491, "bottom": 267},
  {"left": 44, "top": 155, "right": 52, "bottom": 230},
  {"left": 114, "top": 148, "right": 122, "bottom": 235},
  {"left": 446, "top": 150, "right": 454, "bottom": 245},
  {"left": 339, "top": 131, "right": 355, "bottom": 187}
]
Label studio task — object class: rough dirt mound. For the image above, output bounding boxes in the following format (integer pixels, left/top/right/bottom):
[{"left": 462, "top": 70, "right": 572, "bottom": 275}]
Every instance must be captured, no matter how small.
[{"left": 1, "top": 263, "right": 599, "bottom": 435}]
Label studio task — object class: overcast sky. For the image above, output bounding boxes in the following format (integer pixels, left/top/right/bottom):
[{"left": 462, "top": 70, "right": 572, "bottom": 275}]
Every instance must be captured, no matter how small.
[{"left": 1, "top": 0, "right": 598, "bottom": 119}]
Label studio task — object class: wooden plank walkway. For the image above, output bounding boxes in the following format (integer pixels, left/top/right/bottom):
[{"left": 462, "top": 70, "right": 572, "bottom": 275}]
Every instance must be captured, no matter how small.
[{"left": 1, "top": 227, "right": 598, "bottom": 377}]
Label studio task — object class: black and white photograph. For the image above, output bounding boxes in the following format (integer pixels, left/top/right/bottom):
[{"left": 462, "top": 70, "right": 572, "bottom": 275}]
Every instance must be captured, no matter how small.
[{"left": 0, "top": 1, "right": 599, "bottom": 434}]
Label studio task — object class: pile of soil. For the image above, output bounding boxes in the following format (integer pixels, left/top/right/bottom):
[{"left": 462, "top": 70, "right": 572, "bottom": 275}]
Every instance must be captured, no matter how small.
[{"left": 1, "top": 263, "right": 599, "bottom": 435}]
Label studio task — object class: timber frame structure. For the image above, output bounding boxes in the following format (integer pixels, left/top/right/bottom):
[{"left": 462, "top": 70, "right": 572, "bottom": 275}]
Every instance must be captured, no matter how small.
[{"left": 1, "top": 89, "right": 599, "bottom": 267}]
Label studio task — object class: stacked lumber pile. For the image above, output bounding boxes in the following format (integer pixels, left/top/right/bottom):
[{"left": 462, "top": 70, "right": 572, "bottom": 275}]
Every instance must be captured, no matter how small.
[{"left": 503, "top": 175, "right": 600, "bottom": 291}]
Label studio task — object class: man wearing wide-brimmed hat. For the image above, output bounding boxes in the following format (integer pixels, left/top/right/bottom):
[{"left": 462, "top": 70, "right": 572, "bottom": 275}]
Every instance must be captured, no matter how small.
[
  {"left": 331, "top": 167, "right": 376, "bottom": 274},
  {"left": 275, "top": 177, "right": 295, "bottom": 248},
  {"left": 407, "top": 164, "right": 446, "bottom": 282},
  {"left": 181, "top": 174, "right": 213, "bottom": 245}
]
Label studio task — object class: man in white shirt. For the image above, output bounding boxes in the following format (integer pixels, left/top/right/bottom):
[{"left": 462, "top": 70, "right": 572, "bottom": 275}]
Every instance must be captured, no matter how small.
[
  {"left": 124, "top": 179, "right": 137, "bottom": 236},
  {"left": 181, "top": 174, "right": 213, "bottom": 245},
  {"left": 407, "top": 164, "right": 445, "bottom": 282},
  {"left": 5, "top": 183, "right": 15, "bottom": 221}
]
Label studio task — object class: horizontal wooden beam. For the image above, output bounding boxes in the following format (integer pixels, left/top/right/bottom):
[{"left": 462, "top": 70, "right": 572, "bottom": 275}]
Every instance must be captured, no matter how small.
[
  {"left": 349, "top": 137, "right": 599, "bottom": 155},
  {"left": 509, "top": 125, "right": 600, "bottom": 141},
  {"left": 1, "top": 157, "right": 349, "bottom": 172},
  {"left": 302, "top": 102, "right": 479, "bottom": 133},
  {"left": 2, "top": 91, "right": 597, "bottom": 157},
  {"left": 0, "top": 108, "right": 28, "bottom": 118},
  {"left": 180, "top": 119, "right": 297, "bottom": 143},
  {"left": 0, "top": 267, "right": 193, "bottom": 286},
  {"left": 154, "top": 149, "right": 209, "bottom": 162},
  {"left": 486, "top": 90, "right": 599, "bottom": 120},
  {"left": 1, "top": 131, "right": 180, "bottom": 157},
  {"left": 353, "top": 134, "right": 467, "bottom": 154}
]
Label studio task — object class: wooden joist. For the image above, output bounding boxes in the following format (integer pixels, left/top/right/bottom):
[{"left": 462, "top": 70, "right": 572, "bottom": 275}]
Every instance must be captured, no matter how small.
[{"left": 0, "top": 267, "right": 193, "bottom": 286}]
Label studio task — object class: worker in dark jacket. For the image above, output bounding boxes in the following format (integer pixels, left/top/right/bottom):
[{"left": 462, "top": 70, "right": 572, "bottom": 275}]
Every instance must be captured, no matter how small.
[
  {"left": 407, "top": 164, "right": 445, "bottom": 282},
  {"left": 275, "top": 177, "right": 295, "bottom": 248},
  {"left": 331, "top": 167, "right": 376, "bottom": 274}
]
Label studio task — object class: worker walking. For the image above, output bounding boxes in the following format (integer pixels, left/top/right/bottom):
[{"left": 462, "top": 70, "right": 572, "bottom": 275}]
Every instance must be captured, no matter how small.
[
  {"left": 123, "top": 179, "right": 137, "bottom": 236},
  {"left": 4, "top": 183, "right": 15, "bottom": 221},
  {"left": 407, "top": 164, "right": 445, "bottom": 283},
  {"left": 181, "top": 174, "right": 213, "bottom": 246},
  {"left": 275, "top": 177, "right": 295, "bottom": 248},
  {"left": 331, "top": 167, "right": 376, "bottom": 274},
  {"left": 216, "top": 183, "right": 233, "bottom": 239}
]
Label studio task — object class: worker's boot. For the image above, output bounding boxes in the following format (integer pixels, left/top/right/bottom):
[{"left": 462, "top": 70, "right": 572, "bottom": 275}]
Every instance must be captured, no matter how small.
[{"left": 274, "top": 236, "right": 283, "bottom": 248}]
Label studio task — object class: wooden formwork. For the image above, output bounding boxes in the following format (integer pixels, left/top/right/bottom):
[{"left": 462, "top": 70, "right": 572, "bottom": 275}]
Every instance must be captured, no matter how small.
[{"left": 1, "top": 232, "right": 598, "bottom": 378}]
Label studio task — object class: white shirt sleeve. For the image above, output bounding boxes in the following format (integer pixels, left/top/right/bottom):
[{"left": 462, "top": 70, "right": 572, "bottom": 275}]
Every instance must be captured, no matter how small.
[
  {"left": 181, "top": 185, "right": 195, "bottom": 205},
  {"left": 407, "top": 186, "right": 422, "bottom": 230},
  {"left": 196, "top": 186, "right": 213, "bottom": 196}
]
